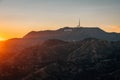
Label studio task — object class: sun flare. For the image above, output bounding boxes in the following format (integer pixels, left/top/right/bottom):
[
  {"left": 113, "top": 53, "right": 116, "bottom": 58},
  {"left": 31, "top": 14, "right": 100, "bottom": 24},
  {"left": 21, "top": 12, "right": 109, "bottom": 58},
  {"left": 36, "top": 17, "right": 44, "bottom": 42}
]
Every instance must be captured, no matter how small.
[{"left": 0, "top": 37, "right": 6, "bottom": 41}]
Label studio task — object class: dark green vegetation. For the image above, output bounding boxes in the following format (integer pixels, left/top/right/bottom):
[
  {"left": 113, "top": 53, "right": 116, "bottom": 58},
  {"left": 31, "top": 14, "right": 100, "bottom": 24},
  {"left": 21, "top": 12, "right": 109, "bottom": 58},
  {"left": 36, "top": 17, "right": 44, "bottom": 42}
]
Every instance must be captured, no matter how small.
[{"left": 0, "top": 38, "right": 120, "bottom": 80}]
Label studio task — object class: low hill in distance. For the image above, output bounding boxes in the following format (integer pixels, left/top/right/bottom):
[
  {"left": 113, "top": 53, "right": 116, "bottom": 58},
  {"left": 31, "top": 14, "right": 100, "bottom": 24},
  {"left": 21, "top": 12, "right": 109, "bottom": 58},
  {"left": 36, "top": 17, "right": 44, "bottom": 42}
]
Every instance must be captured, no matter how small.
[{"left": 24, "top": 27, "right": 120, "bottom": 41}]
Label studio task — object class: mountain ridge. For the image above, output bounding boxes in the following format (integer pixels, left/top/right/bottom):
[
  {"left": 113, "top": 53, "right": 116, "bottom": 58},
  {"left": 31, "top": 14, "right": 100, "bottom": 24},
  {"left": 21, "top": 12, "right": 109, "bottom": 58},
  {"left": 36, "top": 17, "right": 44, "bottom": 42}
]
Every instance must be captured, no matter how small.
[{"left": 23, "top": 27, "right": 120, "bottom": 41}]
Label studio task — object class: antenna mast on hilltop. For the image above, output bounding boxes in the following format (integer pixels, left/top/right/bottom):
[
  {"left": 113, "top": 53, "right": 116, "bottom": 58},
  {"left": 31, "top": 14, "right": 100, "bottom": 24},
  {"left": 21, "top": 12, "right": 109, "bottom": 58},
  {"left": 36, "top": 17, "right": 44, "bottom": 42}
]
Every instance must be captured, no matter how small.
[{"left": 77, "top": 19, "right": 80, "bottom": 27}]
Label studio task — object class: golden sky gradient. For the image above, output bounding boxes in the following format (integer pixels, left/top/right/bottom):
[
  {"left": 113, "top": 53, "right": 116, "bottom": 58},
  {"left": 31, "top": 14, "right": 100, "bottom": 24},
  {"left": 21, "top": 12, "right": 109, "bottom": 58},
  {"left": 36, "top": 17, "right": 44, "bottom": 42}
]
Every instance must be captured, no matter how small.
[{"left": 0, "top": 0, "right": 120, "bottom": 40}]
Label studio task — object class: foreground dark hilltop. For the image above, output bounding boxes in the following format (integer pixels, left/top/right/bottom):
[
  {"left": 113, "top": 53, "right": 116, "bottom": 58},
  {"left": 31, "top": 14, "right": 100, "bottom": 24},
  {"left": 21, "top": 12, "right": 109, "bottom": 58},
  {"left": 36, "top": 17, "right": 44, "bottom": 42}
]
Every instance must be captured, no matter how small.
[
  {"left": 24, "top": 27, "right": 120, "bottom": 41},
  {"left": 0, "top": 38, "right": 120, "bottom": 80}
]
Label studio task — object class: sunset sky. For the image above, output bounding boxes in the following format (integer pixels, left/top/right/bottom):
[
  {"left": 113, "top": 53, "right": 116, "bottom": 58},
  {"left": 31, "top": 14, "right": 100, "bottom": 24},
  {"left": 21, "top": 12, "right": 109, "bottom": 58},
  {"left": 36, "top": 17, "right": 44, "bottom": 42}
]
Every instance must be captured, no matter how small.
[{"left": 0, "top": 0, "right": 120, "bottom": 39}]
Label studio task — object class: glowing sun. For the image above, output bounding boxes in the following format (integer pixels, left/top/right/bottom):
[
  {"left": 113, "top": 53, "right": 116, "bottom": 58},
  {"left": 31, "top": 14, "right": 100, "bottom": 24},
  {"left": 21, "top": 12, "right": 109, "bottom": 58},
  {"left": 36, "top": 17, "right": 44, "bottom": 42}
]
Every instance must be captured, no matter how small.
[{"left": 0, "top": 37, "right": 6, "bottom": 41}]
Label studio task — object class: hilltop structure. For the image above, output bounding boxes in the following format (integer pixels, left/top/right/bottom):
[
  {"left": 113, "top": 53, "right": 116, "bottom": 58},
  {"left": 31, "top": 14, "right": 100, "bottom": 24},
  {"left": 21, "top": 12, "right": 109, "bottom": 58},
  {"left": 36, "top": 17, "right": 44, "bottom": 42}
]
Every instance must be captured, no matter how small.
[
  {"left": 22, "top": 19, "right": 120, "bottom": 41},
  {"left": 77, "top": 19, "right": 81, "bottom": 27}
]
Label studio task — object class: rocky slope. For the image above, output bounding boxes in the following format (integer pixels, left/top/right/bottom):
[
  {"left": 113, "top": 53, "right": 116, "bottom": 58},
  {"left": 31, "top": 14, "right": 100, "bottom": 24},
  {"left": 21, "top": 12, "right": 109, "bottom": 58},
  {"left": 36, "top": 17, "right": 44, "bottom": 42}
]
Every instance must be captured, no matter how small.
[
  {"left": 0, "top": 38, "right": 120, "bottom": 80},
  {"left": 0, "top": 38, "right": 43, "bottom": 63}
]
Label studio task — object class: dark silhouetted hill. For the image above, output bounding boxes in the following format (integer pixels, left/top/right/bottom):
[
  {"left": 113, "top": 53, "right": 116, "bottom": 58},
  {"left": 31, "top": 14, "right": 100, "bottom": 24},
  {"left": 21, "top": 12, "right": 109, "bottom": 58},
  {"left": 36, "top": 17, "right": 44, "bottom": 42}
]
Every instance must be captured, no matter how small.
[
  {"left": 0, "top": 38, "right": 120, "bottom": 80},
  {"left": 24, "top": 27, "right": 120, "bottom": 41}
]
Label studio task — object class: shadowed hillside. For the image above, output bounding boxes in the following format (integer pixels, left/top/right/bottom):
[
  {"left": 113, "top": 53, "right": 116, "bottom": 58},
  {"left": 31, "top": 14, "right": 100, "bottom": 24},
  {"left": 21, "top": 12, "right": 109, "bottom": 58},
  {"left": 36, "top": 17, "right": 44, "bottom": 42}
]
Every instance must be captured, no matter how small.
[
  {"left": 0, "top": 27, "right": 120, "bottom": 63},
  {"left": 0, "top": 38, "right": 120, "bottom": 80},
  {"left": 24, "top": 27, "right": 120, "bottom": 41}
]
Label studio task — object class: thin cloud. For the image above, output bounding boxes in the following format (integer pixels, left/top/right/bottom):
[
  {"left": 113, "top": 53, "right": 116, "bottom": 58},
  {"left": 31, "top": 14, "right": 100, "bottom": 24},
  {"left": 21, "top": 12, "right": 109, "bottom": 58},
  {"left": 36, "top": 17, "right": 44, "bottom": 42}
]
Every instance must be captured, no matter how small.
[
  {"left": 101, "top": 25, "right": 120, "bottom": 33},
  {"left": 116, "top": 26, "right": 120, "bottom": 28}
]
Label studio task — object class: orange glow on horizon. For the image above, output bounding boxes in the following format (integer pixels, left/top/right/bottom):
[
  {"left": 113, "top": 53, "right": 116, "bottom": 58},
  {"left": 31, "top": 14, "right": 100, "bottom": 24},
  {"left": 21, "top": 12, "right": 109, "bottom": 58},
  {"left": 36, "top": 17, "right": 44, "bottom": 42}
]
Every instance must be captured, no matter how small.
[
  {"left": 0, "top": 25, "right": 120, "bottom": 40},
  {"left": 100, "top": 25, "right": 120, "bottom": 33},
  {"left": 0, "top": 37, "right": 6, "bottom": 41}
]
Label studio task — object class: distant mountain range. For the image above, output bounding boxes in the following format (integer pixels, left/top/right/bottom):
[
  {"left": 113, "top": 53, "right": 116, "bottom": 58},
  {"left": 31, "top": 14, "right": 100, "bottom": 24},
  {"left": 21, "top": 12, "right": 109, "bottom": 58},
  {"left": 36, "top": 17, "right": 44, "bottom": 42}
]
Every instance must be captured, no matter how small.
[{"left": 24, "top": 27, "right": 120, "bottom": 41}]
